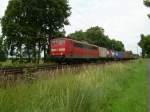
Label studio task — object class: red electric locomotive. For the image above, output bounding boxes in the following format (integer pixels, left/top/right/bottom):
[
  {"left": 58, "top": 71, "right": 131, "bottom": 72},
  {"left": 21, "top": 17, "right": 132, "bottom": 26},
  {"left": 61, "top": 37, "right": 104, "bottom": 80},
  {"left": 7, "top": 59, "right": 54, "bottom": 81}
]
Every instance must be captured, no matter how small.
[{"left": 49, "top": 38, "right": 99, "bottom": 62}]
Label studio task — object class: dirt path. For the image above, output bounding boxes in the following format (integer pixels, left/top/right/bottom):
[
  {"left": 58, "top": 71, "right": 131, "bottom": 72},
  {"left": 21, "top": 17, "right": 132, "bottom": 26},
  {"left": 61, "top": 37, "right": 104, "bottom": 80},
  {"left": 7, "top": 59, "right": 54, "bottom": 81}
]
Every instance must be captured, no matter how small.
[{"left": 148, "top": 59, "right": 150, "bottom": 112}]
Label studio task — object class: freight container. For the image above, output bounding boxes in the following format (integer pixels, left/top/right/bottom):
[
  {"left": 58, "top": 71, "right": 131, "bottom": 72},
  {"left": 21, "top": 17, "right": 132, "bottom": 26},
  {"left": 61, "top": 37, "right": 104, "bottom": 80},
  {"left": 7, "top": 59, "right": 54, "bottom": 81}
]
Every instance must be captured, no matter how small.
[
  {"left": 107, "top": 50, "right": 113, "bottom": 58},
  {"left": 124, "top": 51, "right": 132, "bottom": 59},
  {"left": 117, "top": 52, "right": 124, "bottom": 59},
  {"left": 98, "top": 47, "right": 107, "bottom": 58}
]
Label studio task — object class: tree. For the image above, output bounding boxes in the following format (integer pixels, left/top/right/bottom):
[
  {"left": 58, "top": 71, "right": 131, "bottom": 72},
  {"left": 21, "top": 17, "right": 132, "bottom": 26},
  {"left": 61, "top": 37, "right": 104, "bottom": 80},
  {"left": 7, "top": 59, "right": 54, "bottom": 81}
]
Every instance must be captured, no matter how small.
[
  {"left": 139, "top": 0, "right": 150, "bottom": 57},
  {"left": 139, "top": 34, "right": 150, "bottom": 57},
  {"left": 144, "top": 0, "right": 150, "bottom": 7},
  {"left": 85, "top": 26, "right": 110, "bottom": 47},
  {"left": 69, "top": 26, "right": 109, "bottom": 47},
  {"left": 110, "top": 39, "right": 125, "bottom": 51},
  {"left": 144, "top": 0, "right": 150, "bottom": 18},
  {"left": 1, "top": 0, "right": 71, "bottom": 63},
  {"left": 69, "top": 26, "right": 125, "bottom": 51},
  {"left": 0, "top": 35, "right": 8, "bottom": 62},
  {"left": 69, "top": 30, "right": 86, "bottom": 41}
]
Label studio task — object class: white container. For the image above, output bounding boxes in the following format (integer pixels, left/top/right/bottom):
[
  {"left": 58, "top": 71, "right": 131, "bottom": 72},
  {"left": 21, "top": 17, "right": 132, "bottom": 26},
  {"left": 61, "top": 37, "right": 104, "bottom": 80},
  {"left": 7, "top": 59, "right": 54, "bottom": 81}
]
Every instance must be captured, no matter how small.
[{"left": 99, "top": 47, "right": 107, "bottom": 58}]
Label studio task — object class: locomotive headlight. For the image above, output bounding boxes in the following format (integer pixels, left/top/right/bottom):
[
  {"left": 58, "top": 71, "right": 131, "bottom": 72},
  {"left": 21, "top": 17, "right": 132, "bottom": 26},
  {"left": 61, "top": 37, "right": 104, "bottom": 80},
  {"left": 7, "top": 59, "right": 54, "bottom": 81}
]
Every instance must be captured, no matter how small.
[
  {"left": 59, "top": 48, "right": 65, "bottom": 52},
  {"left": 51, "top": 49, "right": 57, "bottom": 52}
]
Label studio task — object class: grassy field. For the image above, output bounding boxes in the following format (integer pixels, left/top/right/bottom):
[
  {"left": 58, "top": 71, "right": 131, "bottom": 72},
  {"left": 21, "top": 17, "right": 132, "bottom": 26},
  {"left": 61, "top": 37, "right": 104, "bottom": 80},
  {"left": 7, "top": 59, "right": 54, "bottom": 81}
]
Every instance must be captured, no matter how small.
[{"left": 0, "top": 60, "right": 148, "bottom": 112}]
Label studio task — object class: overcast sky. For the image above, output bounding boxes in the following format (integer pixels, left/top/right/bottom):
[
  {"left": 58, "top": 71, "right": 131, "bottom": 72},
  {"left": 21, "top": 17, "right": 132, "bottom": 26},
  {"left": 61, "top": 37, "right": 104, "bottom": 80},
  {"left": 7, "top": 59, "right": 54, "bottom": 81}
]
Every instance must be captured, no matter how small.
[{"left": 1, "top": 0, "right": 150, "bottom": 53}]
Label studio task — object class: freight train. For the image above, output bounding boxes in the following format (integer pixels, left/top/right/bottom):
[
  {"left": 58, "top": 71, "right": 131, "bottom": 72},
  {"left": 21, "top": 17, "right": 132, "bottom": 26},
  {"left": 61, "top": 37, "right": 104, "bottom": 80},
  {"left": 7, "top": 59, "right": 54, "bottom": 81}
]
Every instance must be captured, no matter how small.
[{"left": 49, "top": 37, "right": 138, "bottom": 63}]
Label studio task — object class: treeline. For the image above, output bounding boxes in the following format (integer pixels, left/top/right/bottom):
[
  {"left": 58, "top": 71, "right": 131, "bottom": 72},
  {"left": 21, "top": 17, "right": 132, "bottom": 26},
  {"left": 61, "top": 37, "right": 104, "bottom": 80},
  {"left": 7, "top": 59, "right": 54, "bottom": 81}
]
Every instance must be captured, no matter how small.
[{"left": 69, "top": 26, "right": 125, "bottom": 51}]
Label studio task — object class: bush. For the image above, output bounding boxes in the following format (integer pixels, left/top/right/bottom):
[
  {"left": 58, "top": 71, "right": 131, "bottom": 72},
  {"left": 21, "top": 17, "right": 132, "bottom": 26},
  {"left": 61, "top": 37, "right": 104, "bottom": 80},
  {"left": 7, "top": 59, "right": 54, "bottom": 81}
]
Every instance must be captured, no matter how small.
[{"left": 0, "top": 50, "right": 7, "bottom": 62}]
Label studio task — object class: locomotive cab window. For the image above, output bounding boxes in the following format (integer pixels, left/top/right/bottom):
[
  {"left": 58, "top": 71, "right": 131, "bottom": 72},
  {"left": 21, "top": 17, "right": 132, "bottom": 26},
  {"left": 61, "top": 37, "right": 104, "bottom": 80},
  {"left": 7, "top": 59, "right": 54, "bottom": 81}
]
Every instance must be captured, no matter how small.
[{"left": 52, "top": 39, "right": 65, "bottom": 45}]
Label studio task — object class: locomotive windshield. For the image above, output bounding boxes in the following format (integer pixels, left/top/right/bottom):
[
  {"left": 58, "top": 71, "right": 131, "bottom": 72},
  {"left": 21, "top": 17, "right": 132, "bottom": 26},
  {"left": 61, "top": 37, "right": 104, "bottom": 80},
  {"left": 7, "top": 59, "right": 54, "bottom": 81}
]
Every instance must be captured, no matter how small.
[{"left": 52, "top": 39, "right": 65, "bottom": 45}]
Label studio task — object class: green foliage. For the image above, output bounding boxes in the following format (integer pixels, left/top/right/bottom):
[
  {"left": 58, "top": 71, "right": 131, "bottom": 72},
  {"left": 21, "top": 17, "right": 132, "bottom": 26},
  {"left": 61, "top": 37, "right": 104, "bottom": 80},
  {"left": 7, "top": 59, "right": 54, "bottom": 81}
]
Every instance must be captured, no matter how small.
[
  {"left": 69, "top": 26, "right": 125, "bottom": 51},
  {"left": 1, "top": 0, "right": 71, "bottom": 63},
  {"left": 0, "top": 50, "right": 7, "bottom": 62},
  {"left": 144, "top": 0, "right": 150, "bottom": 20},
  {"left": 139, "top": 34, "right": 150, "bottom": 57},
  {"left": 141, "top": 1, "right": 150, "bottom": 57},
  {"left": 0, "top": 35, "right": 8, "bottom": 62},
  {"left": 0, "top": 60, "right": 147, "bottom": 112},
  {"left": 69, "top": 30, "right": 86, "bottom": 41},
  {"left": 110, "top": 39, "right": 125, "bottom": 51},
  {"left": 144, "top": 0, "right": 150, "bottom": 7}
]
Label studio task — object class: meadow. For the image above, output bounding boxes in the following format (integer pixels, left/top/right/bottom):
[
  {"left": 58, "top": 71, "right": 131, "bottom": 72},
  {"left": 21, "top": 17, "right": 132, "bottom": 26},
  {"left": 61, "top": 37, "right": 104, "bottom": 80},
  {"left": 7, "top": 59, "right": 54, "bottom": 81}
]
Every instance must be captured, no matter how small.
[{"left": 0, "top": 60, "right": 148, "bottom": 112}]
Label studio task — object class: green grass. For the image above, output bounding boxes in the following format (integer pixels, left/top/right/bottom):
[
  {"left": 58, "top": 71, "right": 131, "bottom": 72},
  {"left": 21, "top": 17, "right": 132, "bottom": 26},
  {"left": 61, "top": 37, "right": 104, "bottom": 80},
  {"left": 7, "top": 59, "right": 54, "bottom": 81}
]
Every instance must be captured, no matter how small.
[{"left": 0, "top": 60, "right": 148, "bottom": 112}]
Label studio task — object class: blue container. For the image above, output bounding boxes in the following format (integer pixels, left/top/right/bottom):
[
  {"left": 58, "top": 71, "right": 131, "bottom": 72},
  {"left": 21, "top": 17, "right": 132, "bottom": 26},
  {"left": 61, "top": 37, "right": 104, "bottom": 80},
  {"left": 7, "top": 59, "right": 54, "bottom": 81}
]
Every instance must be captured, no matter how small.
[{"left": 117, "top": 52, "right": 124, "bottom": 59}]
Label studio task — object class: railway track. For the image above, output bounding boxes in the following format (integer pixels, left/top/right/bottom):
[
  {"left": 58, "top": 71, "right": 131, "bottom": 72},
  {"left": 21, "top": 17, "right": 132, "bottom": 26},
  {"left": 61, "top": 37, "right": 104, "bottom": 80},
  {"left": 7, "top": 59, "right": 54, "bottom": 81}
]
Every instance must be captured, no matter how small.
[
  {"left": 0, "top": 62, "right": 104, "bottom": 75},
  {"left": 0, "top": 67, "right": 24, "bottom": 75},
  {"left": 0, "top": 61, "right": 126, "bottom": 86},
  {"left": 0, "top": 64, "right": 64, "bottom": 75},
  {"left": 0, "top": 63, "right": 86, "bottom": 87},
  {"left": 0, "top": 63, "right": 85, "bottom": 77}
]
